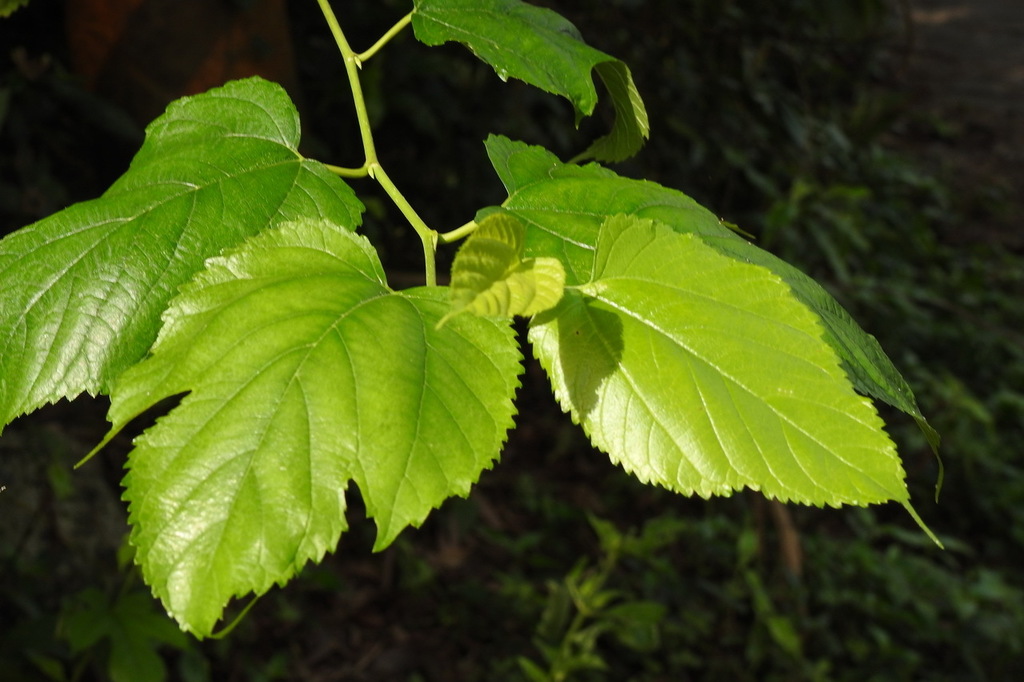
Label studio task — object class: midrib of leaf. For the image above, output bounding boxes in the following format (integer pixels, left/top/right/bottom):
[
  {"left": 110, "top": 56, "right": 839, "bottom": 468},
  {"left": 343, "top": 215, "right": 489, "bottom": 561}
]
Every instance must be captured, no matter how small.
[
  {"left": 486, "top": 137, "right": 936, "bottom": 452},
  {"left": 2, "top": 155, "right": 311, "bottom": 291},
  {"left": 1, "top": 157, "right": 319, "bottom": 395},
  {"left": 133, "top": 273, "right": 389, "bottom": 413},
  {"left": 153, "top": 348, "right": 320, "bottom": 557},
  {"left": 582, "top": 282, "right": 882, "bottom": 492},
  {"left": 111, "top": 218, "right": 521, "bottom": 630},
  {"left": 532, "top": 215, "right": 910, "bottom": 508}
]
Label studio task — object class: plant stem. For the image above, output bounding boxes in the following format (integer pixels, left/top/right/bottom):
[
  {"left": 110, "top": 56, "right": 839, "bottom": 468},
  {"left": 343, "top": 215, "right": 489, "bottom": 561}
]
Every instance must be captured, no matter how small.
[
  {"left": 358, "top": 12, "right": 413, "bottom": 63},
  {"left": 439, "top": 219, "right": 480, "bottom": 244},
  {"left": 317, "top": 0, "right": 438, "bottom": 285},
  {"left": 323, "top": 162, "right": 368, "bottom": 179},
  {"left": 371, "top": 162, "right": 438, "bottom": 286},
  {"left": 317, "top": 0, "right": 377, "bottom": 166}
]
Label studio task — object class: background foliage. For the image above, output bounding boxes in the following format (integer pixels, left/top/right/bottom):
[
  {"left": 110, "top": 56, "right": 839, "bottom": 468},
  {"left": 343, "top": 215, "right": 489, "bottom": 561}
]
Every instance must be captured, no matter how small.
[{"left": 1, "top": 0, "right": 1022, "bottom": 680}]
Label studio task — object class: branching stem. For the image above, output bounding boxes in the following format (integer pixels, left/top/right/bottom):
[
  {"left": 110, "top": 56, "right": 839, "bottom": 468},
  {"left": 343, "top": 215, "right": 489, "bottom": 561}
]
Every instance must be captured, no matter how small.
[
  {"left": 371, "top": 162, "right": 438, "bottom": 286},
  {"left": 317, "top": 1, "right": 438, "bottom": 284},
  {"left": 317, "top": 0, "right": 377, "bottom": 167}
]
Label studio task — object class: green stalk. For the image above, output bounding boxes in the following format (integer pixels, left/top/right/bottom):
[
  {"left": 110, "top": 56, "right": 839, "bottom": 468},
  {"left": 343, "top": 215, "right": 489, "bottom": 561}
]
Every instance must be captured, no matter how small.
[
  {"left": 323, "top": 162, "right": 367, "bottom": 179},
  {"left": 317, "top": 0, "right": 438, "bottom": 285},
  {"left": 358, "top": 12, "right": 413, "bottom": 63},
  {"left": 371, "top": 162, "right": 439, "bottom": 286},
  {"left": 317, "top": 0, "right": 377, "bottom": 167},
  {"left": 439, "top": 219, "right": 480, "bottom": 244}
]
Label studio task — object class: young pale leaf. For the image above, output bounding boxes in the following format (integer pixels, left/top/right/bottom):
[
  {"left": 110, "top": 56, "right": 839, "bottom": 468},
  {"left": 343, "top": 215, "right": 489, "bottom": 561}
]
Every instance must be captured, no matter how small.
[
  {"left": 412, "top": 0, "right": 649, "bottom": 162},
  {"left": 531, "top": 215, "right": 909, "bottom": 507},
  {"left": 446, "top": 213, "right": 565, "bottom": 322},
  {"left": 0, "top": 77, "right": 362, "bottom": 433},
  {"left": 484, "top": 136, "right": 936, "bottom": 448},
  {"left": 106, "top": 219, "right": 521, "bottom": 637}
]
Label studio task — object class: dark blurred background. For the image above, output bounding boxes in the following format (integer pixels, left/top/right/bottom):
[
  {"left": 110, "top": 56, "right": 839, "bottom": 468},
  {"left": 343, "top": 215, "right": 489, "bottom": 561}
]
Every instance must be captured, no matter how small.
[{"left": 1, "top": 1, "right": 1022, "bottom": 680}]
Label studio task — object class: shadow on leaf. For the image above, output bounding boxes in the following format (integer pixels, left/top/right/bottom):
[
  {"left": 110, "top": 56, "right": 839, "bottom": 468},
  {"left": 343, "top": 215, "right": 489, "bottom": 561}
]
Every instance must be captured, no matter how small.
[{"left": 533, "top": 291, "right": 623, "bottom": 422}]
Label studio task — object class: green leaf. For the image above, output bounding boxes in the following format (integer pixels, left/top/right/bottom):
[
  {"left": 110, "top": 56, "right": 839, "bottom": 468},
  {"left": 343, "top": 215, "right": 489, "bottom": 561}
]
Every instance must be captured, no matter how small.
[
  {"left": 106, "top": 219, "right": 521, "bottom": 636},
  {"left": 483, "top": 136, "right": 727, "bottom": 284},
  {"left": 63, "top": 588, "right": 111, "bottom": 653},
  {"left": 412, "top": 0, "right": 649, "bottom": 162},
  {"left": 585, "top": 61, "right": 649, "bottom": 163},
  {"left": 62, "top": 588, "right": 185, "bottom": 682},
  {"left": 531, "top": 215, "right": 909, "bottom": 507},
  {"left": 0, "top": 0, "right": 30, "bottom": 18},
  {"left": 446, "top": 212, "right": 565, "bottom": 322},
  {"left": 605, "top": 601, "right": 666, "bottom": 652},
  {"left": 106, "top": 593, "right": 186, "bottom": 682},
  {"left": 0, "top": 77, "right": 362, "bottom": 432},
  {"left": 483, "top": 135, "right": 936, "bottom": 445},
  {"left": 709, "top": 233, "right": 941, "bottom": 455}
]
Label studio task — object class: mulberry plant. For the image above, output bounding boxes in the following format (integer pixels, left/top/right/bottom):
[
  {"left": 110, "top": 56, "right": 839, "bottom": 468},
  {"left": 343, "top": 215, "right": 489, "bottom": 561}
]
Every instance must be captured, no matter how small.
[{"left": 0, "top": 0, "right": 939, "bottom": 637}]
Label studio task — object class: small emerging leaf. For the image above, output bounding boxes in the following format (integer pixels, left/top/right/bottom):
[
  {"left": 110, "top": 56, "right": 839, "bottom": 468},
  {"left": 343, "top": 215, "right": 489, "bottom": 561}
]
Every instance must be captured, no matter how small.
[
  {"left": 412, "top": 0, "right": 649, "bottom": 161},
  {"left": 445, "top": 213, "right": 565, "bottom": 323}
]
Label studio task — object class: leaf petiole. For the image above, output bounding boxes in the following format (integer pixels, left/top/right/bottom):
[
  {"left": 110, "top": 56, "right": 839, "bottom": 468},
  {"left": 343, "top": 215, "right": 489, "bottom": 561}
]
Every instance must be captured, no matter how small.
[
  {"left": 323, "top": 162, "right": 369, "bottom": 179},
  {"left": 209, "top": 596, "right": 261, "bottom": 640},
  {"left": 357, "top": 12, "right": 414, "bottom": 64},
  {"left": 439, "top": 220, "right": 479, "bottom": 244}
]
